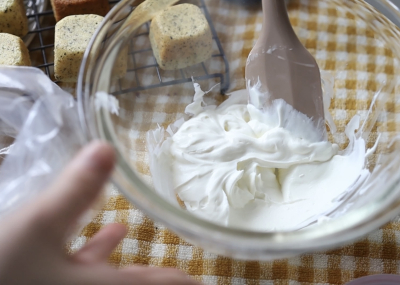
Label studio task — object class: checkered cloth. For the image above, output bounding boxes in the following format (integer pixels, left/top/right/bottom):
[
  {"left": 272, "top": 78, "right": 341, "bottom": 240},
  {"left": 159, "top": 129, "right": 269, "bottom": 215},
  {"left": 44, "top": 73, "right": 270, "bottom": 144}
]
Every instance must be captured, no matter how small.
[{"left": 69, "top": 0, "right": 400, "bottom": 284}]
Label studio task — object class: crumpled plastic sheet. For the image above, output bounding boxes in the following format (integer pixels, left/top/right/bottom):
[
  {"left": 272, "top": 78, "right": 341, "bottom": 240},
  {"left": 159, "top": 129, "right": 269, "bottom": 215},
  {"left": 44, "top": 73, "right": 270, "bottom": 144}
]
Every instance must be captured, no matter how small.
[{"left": 0, "top": 66, "right": 87, "bottom": 217}]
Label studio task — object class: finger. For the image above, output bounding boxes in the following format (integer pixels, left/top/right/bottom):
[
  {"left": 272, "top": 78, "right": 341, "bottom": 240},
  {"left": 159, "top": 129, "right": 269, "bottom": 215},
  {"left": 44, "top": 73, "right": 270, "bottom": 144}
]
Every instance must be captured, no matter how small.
[
  {"left": 117, "top": 267, "right": 202, "bottom": 285},
  {"left": 67, "top": 266, "right": 202, "bottom": 285},
  {"left": 73, "top": 223, "right": 127, "bottom": 264},
  {"left": 37, "top": 141, "right": 115, "bottom": 230}
]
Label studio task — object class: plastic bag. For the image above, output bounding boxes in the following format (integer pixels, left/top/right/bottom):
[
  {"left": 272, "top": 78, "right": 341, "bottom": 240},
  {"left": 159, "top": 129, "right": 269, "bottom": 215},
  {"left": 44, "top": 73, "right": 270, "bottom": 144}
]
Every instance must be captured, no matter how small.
[{"left": 0, "top": 66, "right": 87, "bottom": 216}]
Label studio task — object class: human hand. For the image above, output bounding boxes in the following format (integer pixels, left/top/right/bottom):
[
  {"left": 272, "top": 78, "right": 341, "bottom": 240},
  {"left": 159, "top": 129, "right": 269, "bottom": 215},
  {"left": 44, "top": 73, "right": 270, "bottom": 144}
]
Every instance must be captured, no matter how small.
[{"left": 0, "top": 141, "right": 201, "bottom": 285}]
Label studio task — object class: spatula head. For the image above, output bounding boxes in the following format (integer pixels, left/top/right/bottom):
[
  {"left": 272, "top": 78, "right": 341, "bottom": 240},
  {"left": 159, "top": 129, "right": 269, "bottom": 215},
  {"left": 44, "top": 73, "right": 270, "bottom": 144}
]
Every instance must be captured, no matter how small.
[{"left": 246, "top": 45, "right": 326, "bottom": 140}]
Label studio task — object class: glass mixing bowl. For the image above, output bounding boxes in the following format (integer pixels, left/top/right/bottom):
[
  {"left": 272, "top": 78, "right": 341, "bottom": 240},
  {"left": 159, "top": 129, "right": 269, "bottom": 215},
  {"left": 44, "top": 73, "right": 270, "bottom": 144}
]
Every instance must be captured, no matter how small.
[{"left": 77, "top": 0, "right": 400, "bottom": 260}]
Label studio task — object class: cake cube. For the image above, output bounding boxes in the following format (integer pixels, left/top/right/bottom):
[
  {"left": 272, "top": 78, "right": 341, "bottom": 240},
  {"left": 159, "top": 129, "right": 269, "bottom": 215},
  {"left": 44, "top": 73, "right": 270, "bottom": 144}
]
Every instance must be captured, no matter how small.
[
  {"left": 0, "top": 0, "right": 28, "bottom": 37},
  {"left": 0, "top": 33, "right": 31, "bottom": 66},
  {"left": 54, "top": 15, "right": 103, "bottom": 82},
  {"left": 114, "top": 46, "right": 128, "bottom": 79},
  {"left": 50, "top": 0, "right": 110, "bottom": 22},
  {"left": 149, "top": 4, "right": 213, "bottom": 70}
]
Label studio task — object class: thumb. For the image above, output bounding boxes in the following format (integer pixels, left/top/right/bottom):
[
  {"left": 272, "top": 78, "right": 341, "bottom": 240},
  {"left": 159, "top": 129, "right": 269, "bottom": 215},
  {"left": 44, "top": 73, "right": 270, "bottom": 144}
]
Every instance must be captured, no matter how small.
[{"left": 37, "top": 141, "right": 115, "bottom": 238}]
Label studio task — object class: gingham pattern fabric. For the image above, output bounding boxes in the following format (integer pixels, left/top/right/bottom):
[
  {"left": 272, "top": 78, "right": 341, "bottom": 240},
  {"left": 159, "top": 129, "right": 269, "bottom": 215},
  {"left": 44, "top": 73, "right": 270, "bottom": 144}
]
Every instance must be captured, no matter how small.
[
  {"left": 70, "top": 188, "right": 400, "bottom": 285},
  {"left": 69, "top": 0, "right": 400, "bottom": 284}
]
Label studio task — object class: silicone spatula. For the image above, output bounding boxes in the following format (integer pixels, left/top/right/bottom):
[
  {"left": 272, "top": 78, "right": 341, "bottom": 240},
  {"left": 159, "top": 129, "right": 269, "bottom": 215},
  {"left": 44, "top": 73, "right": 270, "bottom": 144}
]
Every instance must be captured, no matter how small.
[{"left": 245, "top": 0, "right": 326, "bottom": 141}]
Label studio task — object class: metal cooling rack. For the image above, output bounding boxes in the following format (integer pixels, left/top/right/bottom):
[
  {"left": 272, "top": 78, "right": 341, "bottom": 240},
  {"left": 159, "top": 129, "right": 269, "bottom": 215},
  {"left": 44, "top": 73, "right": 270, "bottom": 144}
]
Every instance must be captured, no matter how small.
[{"left": 25, "top": 0, "right": 230, "bottom": 94}]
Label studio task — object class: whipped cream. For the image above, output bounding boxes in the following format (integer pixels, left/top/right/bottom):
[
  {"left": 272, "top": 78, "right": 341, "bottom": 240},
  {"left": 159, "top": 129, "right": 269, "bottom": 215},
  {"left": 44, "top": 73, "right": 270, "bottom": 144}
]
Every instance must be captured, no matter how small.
[{"left": 147, "top": 84, "right": 369, "bottom": 231}]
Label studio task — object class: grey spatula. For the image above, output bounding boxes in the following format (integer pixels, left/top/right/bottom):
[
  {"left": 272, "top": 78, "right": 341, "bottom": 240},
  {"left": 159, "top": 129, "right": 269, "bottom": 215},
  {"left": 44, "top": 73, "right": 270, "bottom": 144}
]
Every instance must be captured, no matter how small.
[{"left": 245, "top": 0, "right": 326, "bottom": 141}]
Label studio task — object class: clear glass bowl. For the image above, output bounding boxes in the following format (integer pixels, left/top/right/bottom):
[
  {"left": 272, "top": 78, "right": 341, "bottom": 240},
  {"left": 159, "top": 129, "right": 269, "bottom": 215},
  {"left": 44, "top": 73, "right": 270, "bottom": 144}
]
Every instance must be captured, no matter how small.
[{"left": 77, "top": 0, "right": 400, "bottom": 260}]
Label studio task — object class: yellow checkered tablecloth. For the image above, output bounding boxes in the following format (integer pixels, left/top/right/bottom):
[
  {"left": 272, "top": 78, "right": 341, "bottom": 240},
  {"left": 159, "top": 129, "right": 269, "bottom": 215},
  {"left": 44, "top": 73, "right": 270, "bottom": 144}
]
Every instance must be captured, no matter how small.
[{"left": 69, "top": 0, "right": 400, "bottom": 284}]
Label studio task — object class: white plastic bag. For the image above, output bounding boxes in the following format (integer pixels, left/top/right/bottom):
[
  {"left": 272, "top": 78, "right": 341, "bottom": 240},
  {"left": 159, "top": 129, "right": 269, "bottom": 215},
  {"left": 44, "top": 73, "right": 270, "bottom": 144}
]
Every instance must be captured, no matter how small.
[{"left": 0, "top": 66, "right": 87, "bottom": 216}]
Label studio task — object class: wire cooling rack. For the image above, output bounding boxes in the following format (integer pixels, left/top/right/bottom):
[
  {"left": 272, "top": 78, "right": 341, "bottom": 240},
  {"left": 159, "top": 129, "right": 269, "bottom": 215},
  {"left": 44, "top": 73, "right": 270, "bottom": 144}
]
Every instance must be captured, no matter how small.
[{"left": 25, "top": 0, "right": 230, "bottom": 94}]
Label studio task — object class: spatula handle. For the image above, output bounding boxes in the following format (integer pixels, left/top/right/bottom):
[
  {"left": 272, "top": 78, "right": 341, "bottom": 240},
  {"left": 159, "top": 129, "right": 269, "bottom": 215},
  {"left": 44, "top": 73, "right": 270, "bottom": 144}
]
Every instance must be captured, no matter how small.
[{"left": 261, "top": 0, "right": 297, "bottom": 45}]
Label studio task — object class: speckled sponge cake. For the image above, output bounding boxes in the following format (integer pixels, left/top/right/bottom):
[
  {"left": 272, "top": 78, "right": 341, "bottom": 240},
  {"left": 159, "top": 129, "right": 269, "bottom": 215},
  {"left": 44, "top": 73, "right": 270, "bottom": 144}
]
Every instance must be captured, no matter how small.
[
  {"left": 0, "top": 0, "right": 28, "bottom": 37},
  {"left": 50, "top": 0, "right": 110, "bottom": 22},
  {"left": 54, "top": 15, "right": 103, "bottom": 82},
  {"left": 0, "top": 33, "right": 31, "bottom": 66},
  {"left": 149, "top": 3, "right": 213, "bottom": 70}
]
